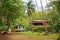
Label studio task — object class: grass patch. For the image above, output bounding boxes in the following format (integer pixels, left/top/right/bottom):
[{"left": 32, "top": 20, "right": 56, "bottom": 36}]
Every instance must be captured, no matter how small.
[
  {"left": 20, "top": 31, "right": 45, "bottom": 36},
  {"left": 9, "top": 31, "right": 58, "bottom": 40}
]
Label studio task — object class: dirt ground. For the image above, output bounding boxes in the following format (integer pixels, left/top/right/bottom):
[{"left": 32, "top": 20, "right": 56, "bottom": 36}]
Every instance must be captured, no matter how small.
[{"left": 0, "top": 33, "right": 57, "bottom": 40}]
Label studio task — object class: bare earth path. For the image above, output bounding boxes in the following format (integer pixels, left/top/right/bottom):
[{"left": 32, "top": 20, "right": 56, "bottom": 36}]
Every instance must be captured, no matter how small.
[{"left": 0, "top": 33, "right": 58, "bottom": 40}]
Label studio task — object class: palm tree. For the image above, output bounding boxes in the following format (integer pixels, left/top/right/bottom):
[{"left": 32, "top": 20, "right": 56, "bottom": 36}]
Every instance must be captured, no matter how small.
[
  {"left": 26, "top": 0, "right": 35, "bottom": 16},
  {"left": 25, "top": 0, "right": 35, "bottom": 32}
]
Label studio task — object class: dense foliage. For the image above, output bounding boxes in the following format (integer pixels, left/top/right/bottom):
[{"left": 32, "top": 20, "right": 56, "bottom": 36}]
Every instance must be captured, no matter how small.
[
  {"left": 0, "top": 0, "right": 60, "bottom": 33},
  {"left": 0, "top": 0, "right": 24, "bottom": 32}
]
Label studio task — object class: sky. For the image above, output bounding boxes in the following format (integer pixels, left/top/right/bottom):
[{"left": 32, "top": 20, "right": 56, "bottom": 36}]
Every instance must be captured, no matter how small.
[{"left": 22, "top": 0, "right": 50, "bottom": 11}]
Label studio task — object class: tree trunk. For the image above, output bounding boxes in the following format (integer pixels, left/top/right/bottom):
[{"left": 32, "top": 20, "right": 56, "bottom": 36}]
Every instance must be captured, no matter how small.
[
  {"left": 6, "top": 24, "right": 10, "bottom": 33},
  {"left": 30, "top": 16, "right": 33, "bottom": 33},
  {"left": 5, "top": 16, "right": 10, "bottom": 34},
  {"left": 6, "top": 19, "right": 10, "bottom": 33}
]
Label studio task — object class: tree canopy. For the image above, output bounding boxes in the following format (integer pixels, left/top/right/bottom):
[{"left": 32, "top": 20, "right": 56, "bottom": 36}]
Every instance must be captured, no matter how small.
[{"left": 0, "top": 0, "right": 24, "bottom": 32}]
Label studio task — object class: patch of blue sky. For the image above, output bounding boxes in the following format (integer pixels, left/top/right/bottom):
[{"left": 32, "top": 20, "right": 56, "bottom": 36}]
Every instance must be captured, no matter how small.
[{"left": 22, "top": 0, "right": 51, "bottom": 11}]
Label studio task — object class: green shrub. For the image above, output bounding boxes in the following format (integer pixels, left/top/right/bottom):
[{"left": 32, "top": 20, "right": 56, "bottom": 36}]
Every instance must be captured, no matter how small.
[
  {"left": 26, "top": 26, "right": 60, "bottom": 33},
  {"left": 33, "top": 26, "right": 45, "bottom": 32},
  {"left": 2, "top": 26, "right": 7, "bottom": 31},
  {"left": 47, "top": 27, "right": 54, "bottom": 32},
  {"left": 55, "top": 25, "right": 60, "bottom": 32}
]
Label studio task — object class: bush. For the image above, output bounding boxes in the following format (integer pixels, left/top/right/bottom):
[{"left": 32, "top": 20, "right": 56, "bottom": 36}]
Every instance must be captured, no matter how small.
[
  {"left": 55, "top": 25, "right": 60, "bottom": 32},
  {"left": 47, "top": 27, "right": 54, "bottom": 32},
  {"left": 25, "top": 27, "right": 31, "bottom": 31},
  {"left": 26, "top": 26, "right": 60, "bottom": 33},
  {"left": 33, "top": 26, "right": 45, "bottom": 32},
  {"left": 2, "top": 26, "right": 7, "bottom": 31}
]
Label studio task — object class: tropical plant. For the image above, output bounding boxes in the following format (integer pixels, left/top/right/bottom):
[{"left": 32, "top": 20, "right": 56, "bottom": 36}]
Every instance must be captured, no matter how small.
[
  {"left": 0, "top": 0, "right": 24, "bottom": 33},
  {"left": 25, "top": 0, "right": 35, "bottom": 16},
  {"left": 47, "top": 0, "right": 60, "bottom": 32}
]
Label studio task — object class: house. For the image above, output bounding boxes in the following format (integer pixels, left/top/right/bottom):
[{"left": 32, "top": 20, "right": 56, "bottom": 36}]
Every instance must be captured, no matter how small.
[
  {"left": 12, "top": 25, "right": 25, "bottom": 32},
  {"left": 31, "top": 20, "right": 48, "bottom": 26}
]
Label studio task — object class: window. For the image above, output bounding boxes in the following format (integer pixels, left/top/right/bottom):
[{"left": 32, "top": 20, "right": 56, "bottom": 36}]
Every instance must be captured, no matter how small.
[
  {"left": 39, "top": 23, "right": 43, "bottom": 25},
  {"left": 46, "top": 22, "right": 48, "bottom": 23},
  {"left": 19, "top": 27, "right": 21, "bottom": 29},
  {"left": 14, "top": 26, "right": 18, "bottom": 29},
  {"left": 32, "top": 23, "right": 43, "bottom": 26}
]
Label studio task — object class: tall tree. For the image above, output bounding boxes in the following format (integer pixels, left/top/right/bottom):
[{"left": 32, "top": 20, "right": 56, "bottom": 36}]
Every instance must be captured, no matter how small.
[
  {"left": 25, "top": 0, "right": 35, "bottom": 16},
  {"left": 24, "top": 0, "right": 35, "bottom": 32},
  {"left": 0, "top": 0, "right": 24, "bottom": 33},
  {"left": 47, "top": 0, "right": 60, "bottom": 33}
]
